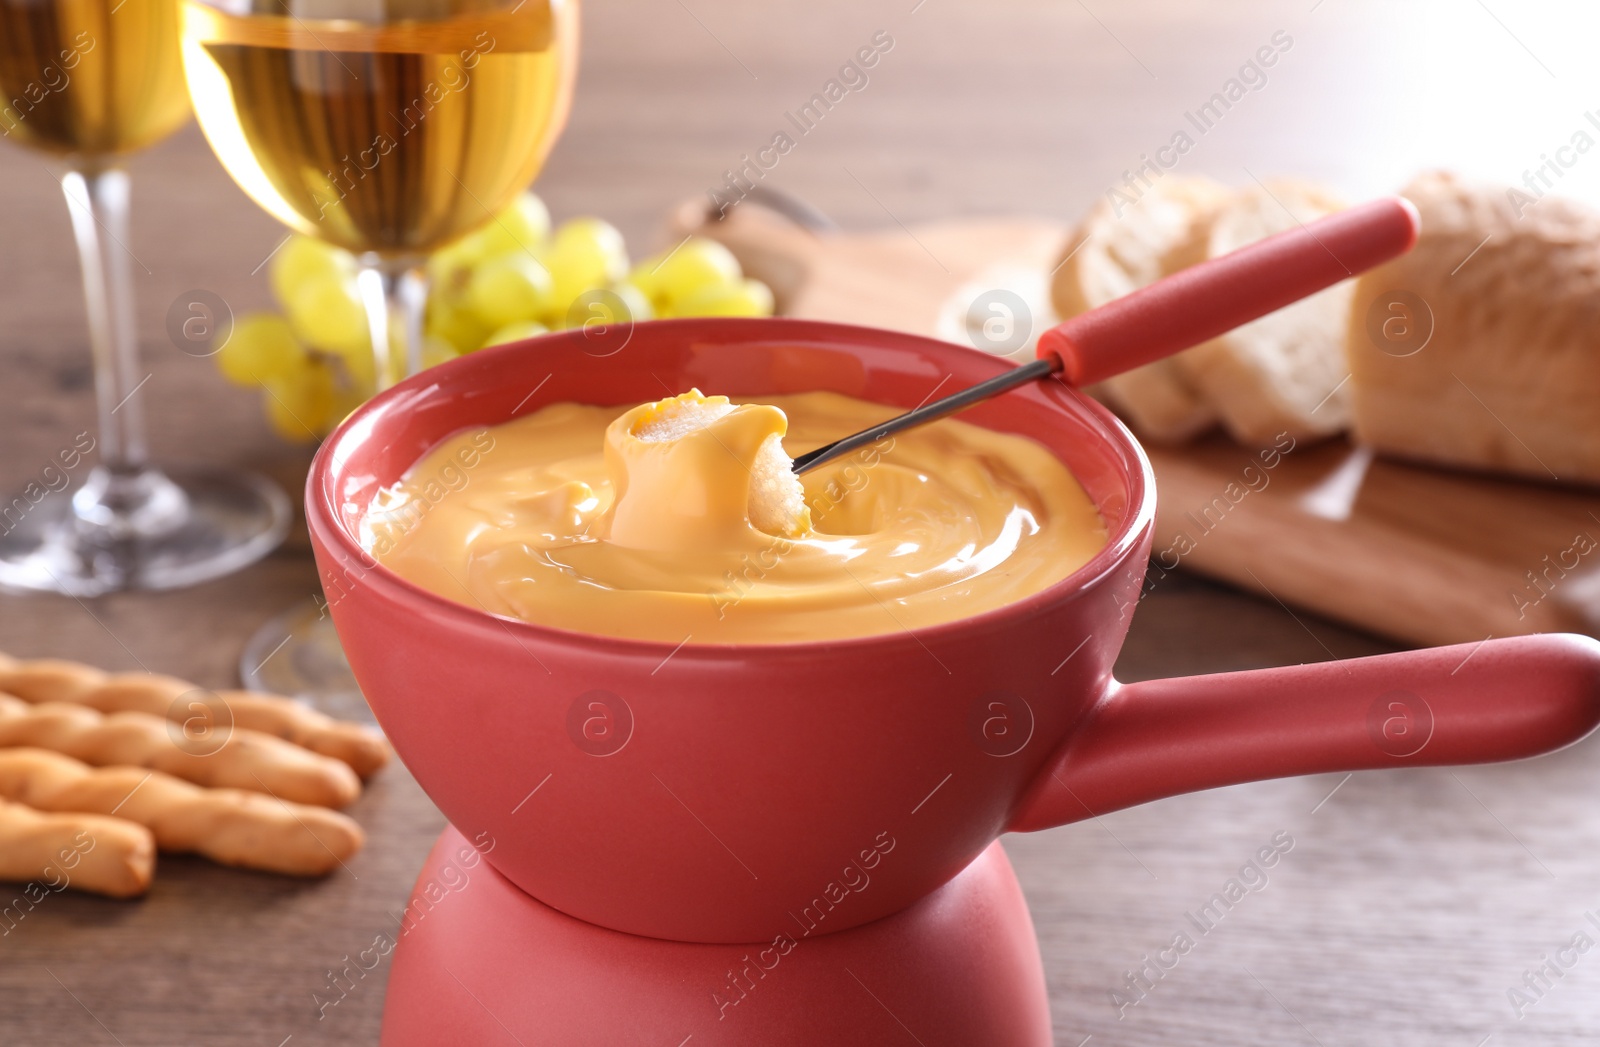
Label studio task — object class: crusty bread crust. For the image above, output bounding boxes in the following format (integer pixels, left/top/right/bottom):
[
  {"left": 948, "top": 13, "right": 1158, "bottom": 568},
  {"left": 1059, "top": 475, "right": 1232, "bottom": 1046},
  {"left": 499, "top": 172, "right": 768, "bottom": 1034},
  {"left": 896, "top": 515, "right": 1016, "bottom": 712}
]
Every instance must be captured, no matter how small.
[
  {"left": 1051, "top": 176, "right": 1230, "bottom": 442},
  {"left": 1346, "top": 170, "right": 1600, "bottom": 485},
  {"left": 1173, "top": 180, "right": 1353, "bottom": 447}
]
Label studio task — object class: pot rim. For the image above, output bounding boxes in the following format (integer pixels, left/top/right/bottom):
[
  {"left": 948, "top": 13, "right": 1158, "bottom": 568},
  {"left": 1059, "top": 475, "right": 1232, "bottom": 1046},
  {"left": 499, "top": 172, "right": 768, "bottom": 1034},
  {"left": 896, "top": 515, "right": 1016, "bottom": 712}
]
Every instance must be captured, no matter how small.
[{"left": 306, "top": 317, "right": 1156, "bottom": 661}]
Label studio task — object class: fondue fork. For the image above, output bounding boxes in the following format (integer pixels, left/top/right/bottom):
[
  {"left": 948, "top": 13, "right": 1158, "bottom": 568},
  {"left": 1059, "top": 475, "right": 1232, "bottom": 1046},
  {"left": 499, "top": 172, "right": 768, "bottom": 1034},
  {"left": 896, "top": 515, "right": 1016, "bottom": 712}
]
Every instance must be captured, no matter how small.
[{"left": 791, "top": 196, "right": 1419, "bottom": 474}]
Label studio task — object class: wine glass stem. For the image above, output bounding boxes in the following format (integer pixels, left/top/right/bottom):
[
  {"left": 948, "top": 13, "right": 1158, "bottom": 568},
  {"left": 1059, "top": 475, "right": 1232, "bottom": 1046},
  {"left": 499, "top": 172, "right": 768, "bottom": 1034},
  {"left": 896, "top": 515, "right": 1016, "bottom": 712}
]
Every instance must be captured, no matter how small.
[
  {"left": 62, "top": 168, "right": 146, "bottom": 474},
  {"left": 60, "top": 166, "right": 188, "bottom": 543},
  {"left": 356, "top": 260, "right": 430, "bottom": 390}
]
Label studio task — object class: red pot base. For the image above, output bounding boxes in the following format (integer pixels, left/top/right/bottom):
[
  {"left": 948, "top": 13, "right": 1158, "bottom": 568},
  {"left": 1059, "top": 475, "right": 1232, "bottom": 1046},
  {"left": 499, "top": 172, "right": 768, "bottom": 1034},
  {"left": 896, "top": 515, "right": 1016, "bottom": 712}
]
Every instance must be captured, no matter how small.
[{"left": 381, "top": 827, "right": 1052, "bottom": 1046}]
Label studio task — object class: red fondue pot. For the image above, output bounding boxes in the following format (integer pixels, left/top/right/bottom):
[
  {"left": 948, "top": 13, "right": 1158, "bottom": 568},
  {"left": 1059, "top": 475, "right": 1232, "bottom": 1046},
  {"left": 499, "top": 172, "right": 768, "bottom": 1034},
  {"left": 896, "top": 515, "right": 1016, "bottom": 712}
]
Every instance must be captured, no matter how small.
[{"left": 308, "top": 206, "right": 1600, "bottom": 944}]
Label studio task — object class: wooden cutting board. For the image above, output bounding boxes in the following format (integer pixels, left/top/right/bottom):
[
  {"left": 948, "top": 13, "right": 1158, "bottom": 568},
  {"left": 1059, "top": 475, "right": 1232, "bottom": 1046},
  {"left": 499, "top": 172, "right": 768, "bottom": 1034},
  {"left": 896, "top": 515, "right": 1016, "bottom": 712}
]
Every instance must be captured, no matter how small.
[{"left": 670, "top": 197, "right": 1600, "bottom": 648}]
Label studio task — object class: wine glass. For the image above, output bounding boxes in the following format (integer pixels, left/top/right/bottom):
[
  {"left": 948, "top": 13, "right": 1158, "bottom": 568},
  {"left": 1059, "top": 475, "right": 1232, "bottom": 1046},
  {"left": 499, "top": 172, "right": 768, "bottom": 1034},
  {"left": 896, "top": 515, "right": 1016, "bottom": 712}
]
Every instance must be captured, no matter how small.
[
  {"left": 178, "top": 0, "right": 578, "bottom": 711},
  {"left": 0, "top": 0, "right": 291, "bottom": 595}
]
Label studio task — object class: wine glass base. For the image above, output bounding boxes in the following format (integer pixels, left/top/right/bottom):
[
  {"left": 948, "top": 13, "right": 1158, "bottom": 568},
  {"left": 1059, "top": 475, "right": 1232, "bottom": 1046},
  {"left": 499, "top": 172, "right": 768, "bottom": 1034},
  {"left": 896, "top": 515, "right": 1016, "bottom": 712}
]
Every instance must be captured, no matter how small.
[
  {"left": 240, "top": 598, "right": 376, "bottom": 725},
  {"left": 0, "top": 467, "right": 289, "bottom": 597}
]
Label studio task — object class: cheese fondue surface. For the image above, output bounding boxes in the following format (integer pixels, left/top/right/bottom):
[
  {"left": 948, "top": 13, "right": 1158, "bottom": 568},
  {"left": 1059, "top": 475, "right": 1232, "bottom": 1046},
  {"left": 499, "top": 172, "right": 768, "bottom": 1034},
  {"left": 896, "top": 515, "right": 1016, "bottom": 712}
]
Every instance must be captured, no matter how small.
[{"left": 362, "top": 391, "right": 1107, "bottom": 643}]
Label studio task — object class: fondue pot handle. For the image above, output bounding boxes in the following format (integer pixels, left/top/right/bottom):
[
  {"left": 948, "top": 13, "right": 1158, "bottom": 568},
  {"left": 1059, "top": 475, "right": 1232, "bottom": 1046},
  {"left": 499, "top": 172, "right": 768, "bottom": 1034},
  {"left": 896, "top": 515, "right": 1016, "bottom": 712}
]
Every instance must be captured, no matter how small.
[
  {"left": 1007, "top": 633, "right": 1600, "bottom": 832},
  {"left": 1035, "top": 195, "right": 1420, "bottom": 386}
]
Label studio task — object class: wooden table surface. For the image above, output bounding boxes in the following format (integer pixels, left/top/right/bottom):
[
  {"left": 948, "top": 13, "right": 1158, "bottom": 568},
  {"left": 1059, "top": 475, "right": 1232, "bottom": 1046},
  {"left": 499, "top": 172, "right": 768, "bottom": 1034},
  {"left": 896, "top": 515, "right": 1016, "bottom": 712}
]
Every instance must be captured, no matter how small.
[{"left": 3, "top": 1, "right": 1599, "bottom": 1044}]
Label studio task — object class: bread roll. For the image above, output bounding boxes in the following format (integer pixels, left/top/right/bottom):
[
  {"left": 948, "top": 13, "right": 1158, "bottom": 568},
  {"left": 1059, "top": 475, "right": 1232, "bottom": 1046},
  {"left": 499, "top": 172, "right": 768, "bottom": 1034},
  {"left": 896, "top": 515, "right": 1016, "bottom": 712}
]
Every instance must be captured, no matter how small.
[
  {"left": 1346, "top": 170, "right": 1600, "bottom": 484},
  {"left": 1050, "top": 175, "right": 1229, "bottom": 442},
  {"left": 1172, "top": 179, "right": 1353, "bottom": 446}
]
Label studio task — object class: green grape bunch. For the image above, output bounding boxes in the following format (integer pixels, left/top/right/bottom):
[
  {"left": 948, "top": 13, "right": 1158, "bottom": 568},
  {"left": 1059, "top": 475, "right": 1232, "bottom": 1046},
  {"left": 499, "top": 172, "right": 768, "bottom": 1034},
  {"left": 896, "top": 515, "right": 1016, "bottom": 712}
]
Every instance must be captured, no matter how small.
[{"left": 211, "top": 192, "right": 776, "bottom": 443}]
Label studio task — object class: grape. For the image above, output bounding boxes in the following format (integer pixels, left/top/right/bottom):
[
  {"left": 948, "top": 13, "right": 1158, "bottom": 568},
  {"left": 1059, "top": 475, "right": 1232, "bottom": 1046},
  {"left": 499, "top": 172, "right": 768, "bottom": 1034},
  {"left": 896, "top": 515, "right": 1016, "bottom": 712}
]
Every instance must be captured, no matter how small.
[
  {"left": 476, "top": 193, "right": 552, "bottom": 257},
  {"left": 614, "top": 282, "right": 655, "bottom": 322},
  {"left": 262, "top": 204, "right": 682, "bottom": 439},
  {"left": 426, "top": 295, "right": 494, "bottom": 355},
  {"left": 427, "top": 234, "right": 490, "bottom": 294},
  {"left": 215, "top": 313, "right": 304, "bottom": 387},
  {"left": 269, "top": 236, "right": 356, "bottom": 311},
  {"left": 674, "top": 278, "right": 775, "bottom": 318},
  {"left": 286, "top": 276, "right": 370, "bottom": 358},
  {"left": 553, "top": 283, "right": 653, "bottom": 331},
  {"left": 617, "top": 277, "right": 656, "bottom": 316},
  {"left": 468, "top": 254, "right": 556, "bottom": 329},
  {"left": 654, "top": 238, "right": 742, "bottom": 307},
  {"left": 481, "top": 320, "right": 549, "bottom": 349},
  {"left": 261, "top": 361, "right": 336, "bottom": 443},
  {"left": 625, "top": 255, "right": 667, "bottom": 305},
  {"left": 421, "top": 336, "right": 461, "bottom": 369},
  {"left": 543, "top": 217, "right": 629, "bottom": 313},
  {"left": 429, "top": 194, "right": 551, "bottom": 290}
]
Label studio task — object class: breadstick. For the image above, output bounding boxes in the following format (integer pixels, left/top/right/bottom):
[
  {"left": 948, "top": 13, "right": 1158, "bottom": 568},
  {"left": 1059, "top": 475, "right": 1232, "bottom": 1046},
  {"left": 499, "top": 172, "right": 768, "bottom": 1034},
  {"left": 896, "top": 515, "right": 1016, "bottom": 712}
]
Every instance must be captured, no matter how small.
[
  {"left": 0, "top": 655, "right": 389, "bottom": 779},
  {"left": 0, "top": 695, "right": 361, "bottom": 809},
  {"left": 0, "top": 797, "right": 153, "bottom": 899},
  {"left": 0, "top": 749, "right": 363, "bottom": 877}
]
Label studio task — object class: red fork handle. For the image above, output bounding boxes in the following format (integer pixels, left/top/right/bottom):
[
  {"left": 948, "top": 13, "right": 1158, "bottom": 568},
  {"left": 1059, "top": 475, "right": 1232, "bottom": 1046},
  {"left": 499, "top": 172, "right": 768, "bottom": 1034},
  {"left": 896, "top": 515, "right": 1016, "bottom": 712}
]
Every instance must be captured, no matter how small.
[
  {"left": 1008, "top": 634, "right": 1600, "bottom": 832},
  {"left": 1037, "top": 195, "right": 1420, "bottom": 386}
]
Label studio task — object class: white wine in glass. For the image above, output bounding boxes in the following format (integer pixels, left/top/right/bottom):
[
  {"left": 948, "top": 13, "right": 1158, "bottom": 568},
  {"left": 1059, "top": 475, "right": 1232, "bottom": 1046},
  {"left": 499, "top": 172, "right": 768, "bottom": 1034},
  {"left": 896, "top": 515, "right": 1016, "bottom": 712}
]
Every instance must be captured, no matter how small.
[
  {"left": 0, "top": 0, "right": 291, "bottom": 594},
  {"left": 181, "top": 0, "right": 576, "bottom": 380},
  {"left": 179, "top": 0, "right": 577, "bottom": 709}
]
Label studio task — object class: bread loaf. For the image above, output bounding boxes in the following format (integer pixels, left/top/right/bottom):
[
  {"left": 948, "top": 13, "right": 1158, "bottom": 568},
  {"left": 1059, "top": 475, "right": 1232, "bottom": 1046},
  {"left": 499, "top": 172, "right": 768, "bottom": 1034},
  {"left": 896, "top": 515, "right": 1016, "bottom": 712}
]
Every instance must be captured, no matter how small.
[{"left": 1346, "top": 170, "right": 1600, "bottom": 484}]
